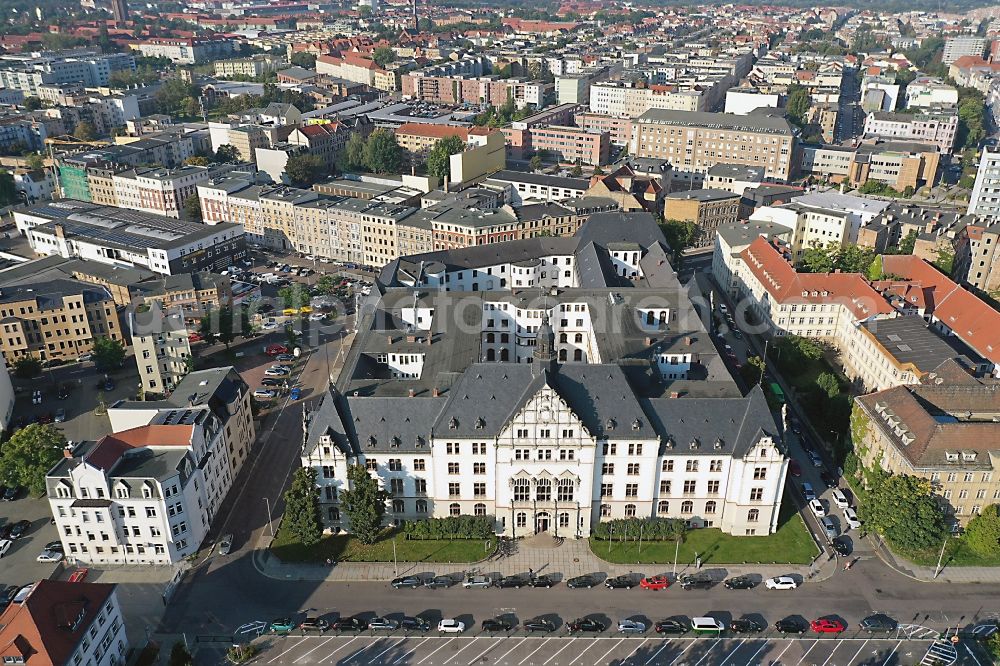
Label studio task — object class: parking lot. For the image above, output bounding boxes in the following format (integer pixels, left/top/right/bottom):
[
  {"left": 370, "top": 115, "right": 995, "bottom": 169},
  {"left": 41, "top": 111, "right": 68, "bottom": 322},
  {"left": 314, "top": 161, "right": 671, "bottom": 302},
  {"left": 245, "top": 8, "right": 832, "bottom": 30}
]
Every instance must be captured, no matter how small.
[
  {"left": 223, "top": 633, "right": 978, "bottom": 666},
  {"left": 0, "top": 495, "right": 62, "bottom": 592}
]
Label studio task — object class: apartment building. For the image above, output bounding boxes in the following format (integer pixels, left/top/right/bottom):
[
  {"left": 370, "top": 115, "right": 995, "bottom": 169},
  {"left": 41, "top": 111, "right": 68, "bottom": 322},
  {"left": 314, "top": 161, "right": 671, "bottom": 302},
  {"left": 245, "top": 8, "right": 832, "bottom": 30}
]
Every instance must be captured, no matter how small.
[
  {"left": 849, "top": 141, "right": 941, "bottom": 192},
  {"left": 663, "top": 189, "right": 742, "bottom": 243},
  {"left": 855, "top": 378, "right": 1000, "bottom": 527},
  {"left": 287, "top": 119, "right": 368, "bottom": 172},
  {"left": 213, "top": 54, "right": 286, "bottom": 78},
  {"left": 134, "top": 37, "right": 237, "bottom": 64},
  {"left": 112, "top": 165, "right": 232, "bottom": 219},
  {"left": 260, "top": 186, "right": 321, "bottom": 250},
  {"left": 129, "top": 271, "right": 232, "bottom": 321},
  {"left": 504, "top": 125, "right": 610, "bottom": 166},
  {"left": 630, "top": 110, "right": 796, "bottom": 182},
  {"left": 942, "top": 35, "right": 988, "bottom": 64},
  {"left": 0, "top": 51, "right": 135, "bottom": 95},
  {"left": 394, "top": 123, "right": 472, "bottom": 153},
  {"left": 589, "top": 81, "right": 710, "bottom": 117},
  {"left": 574, "top": 112, "right": 633, "bottom": 146},
  {"left": 0, "top": 279, "right": 121, "bottom": 365},
  {"left": 968, "top": 147, "right": 1000, "bottom": 221},
  {"left": 863, "top": 110, "right": 958, "bottom": 153},
  {"left": 0, "top": 580, "right": 129, "bottom": 666},
  {"left": 402, "top": 73, "right": 546, "bottom": 109},
  {"left": 712, "top": 220, "right": 794, "bottom": 298},
  {"left": 904, "top": 77, "right": 959, "bottom": 109},
  {"left": 481, "top": 170, "right": 589, "bottom": 204},
  {"left": 49, "top": 367, "right": 253, "bottom": 565},
  {"left": 131, "top": 310, "right": 192, "bottom": 395}
]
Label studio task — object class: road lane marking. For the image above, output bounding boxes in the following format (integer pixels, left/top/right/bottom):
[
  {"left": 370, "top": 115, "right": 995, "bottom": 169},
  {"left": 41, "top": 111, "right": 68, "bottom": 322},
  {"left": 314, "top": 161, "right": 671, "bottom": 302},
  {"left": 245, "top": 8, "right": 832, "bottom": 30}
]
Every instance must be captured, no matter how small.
[
  {"left": 417, "top": 637, "right": 455, "bottom": 665},
  {"left": 468, "top": 638, "right": 503, "bottom": 665},
  {"left": 820, "top": 639, "right": 848, "bottom": 666},
  {"left": 691, "top": 639, "right": 721, "bottom": 666},
  {"left": 494, "top": 637, "right": 526, "bottom": 664},
  {"left": 293, "top": 637, "right": 335, "bottom": 663},
  {"left": 519, "top": 638, "right": 552, "bottom": 665},
  {"left": 568, "top": 638, "right": 600, "bottom": 665},
  {"left": 392, "top": 638, "right": 430, "bottom": 664},
  {"left": 621, "top": 638, "right": 649, "bottom": 665},
  {"left": 965, "top": 644, "right": 984, "bottom": 666},
  {"left": 794, "top": 641, "right": 817, "bottom": 666},
  {"left": 666, "top": 640, "right": 697, "bottom": 666},
  {"left": 593, "top": 639, "right": 625, "bottom": 666},
  {"left": 844, "top": 640, "right": 868, "bottom": 666},
  {"left": 445, "top": 638, "right": 482, "bottom": 665},
  {"left": 317, "top": 636, "right": 360, "bottom": 663},
  {"left": 340, "top": 643, "right": 373, "bottom": 665},
  {"left": 771, "top": 641, "right": 794, "bottom": 665},
  {"left": 367, "top": 639, "right": 408, "bottom": 664},
  {"left": 742, "top": 640, "right": 770, "bottom": 666},
  {"left": 543, "top": 638, "right": 575, "bottom": 665},
  {"left": 717, "top": 638, "right": 746, "bottom": 666},
  {"left": 643, "top": 641, "right": 671, "bottom": 666},
  {"left": 881, "top": 640, "right": 902, "bottom": 666}
]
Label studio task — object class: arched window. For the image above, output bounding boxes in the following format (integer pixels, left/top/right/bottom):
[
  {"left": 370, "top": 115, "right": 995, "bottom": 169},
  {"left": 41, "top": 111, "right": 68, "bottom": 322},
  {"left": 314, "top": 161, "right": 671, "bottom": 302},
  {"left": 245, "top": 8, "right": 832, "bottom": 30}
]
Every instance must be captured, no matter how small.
[
  {"left": 646, "top": 311, "right": 655, "bottom": 325},
  {"left": 500, "top": 348, "right": 509, "bottom": 362},
  {"left": 705, "top": 500, "right": 717, "bottom": 514},
  {"left": 659, "top": 311, "right": 667, "bottom": 324},
  {"left": 559, "top": 349, "right": 567, "bottom": 361},
  {"left": 328, "top": 507, "right": 340, "bottom": 522},
  {"left": 600, "top": 504, "right": 611, "bottom": 517},
  {"left": 449, "top": 502, "right": 461, "bottom": 516},
  {"left": 486, "top": 349, "right": 495, "bottom": 361},
  {"left": 559, "top": 512, "right": 570, "bottom": 527},
  {"left": 392, "top": 499, "right": 405, "bottom": 513},
  {"left": 500, "top": 333, "right": 509, "bottom": 343},
  {"left": 624, "top": 503, "right": 637, "bottom": 517},
  {"left": 747, "top": 508, "right": 759, "bottom": 523},
  {"left": 574, "top": 333, "right": 583, "bottom": 343},
  {"left": 681, "top": 500, "right": 693, "bottom": 514},
  {"left": 657, "top": 500, "right": 669, "bottom": 514},
  {"left": 516, "top": 512, "right": 527, "bottom": 527},
  {"left": 573, "top": 349, "right": 583, "bottom": 361},
  {"left": 559, "top": 333, "right": 568, "bottom": 343},
  {"left": 536, "top": 479, "right": 551, "bottom": 502},
  {"left": 486, "top": 332, "right": 495, "bottom": 343},
  {"left": 474, "top": 503, "right": 487, "bottom": 517},
  {"left": 415, "top": 500, "right": 427, "bottom": 513}
]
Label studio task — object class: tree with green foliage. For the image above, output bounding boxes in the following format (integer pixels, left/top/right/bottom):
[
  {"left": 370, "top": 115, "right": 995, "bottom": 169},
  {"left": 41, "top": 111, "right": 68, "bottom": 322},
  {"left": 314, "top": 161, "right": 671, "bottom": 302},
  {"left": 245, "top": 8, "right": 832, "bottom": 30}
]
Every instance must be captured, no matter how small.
[
  {"left": 22, "top": 96, "right": 42, "bottom": 111},
  {"left": 339, "top": 464, "right": 389, "bottom": 544},
  {"left": 92, "top": 336, "right": 126, "bottom": 371},
  {"left": 859, "top": 470, "right": 948, "bottom": 553},
  {"left": 341, "top": 132, "right": 366, "bottom": 171},
  {"left": 529, "top": 154, "right": 543, "bottom": 172},
  {"left": 658, "top": 218, "right": 698, "bottom": 255},
  {"left": 0, "top": 424, "right": 66, "bottom": 495},
  {"left": 786, "top": 84, "right": 811, "bottom": 127},
  {"left": 372, "top": 47, "right": 395, "bottom": 67},
  {"left": 182, "top": 195, "right": 202, "bottom": 222},
  {"left": 197, "top": 315, "right": 218, "bottom": 345},
  {"left": 740, "top": 355, "right": 766, "bottom": 386},
  {"left": 963, "top": 504, "right": 1000, "bottom": 557},
  {"left": 290, "top": 52, "right": 316, "bottom": 69},
  {"left": 73, "top": 121, "right": 97, "bottom": 141},
  {"left": 956, "top": 87, "right": 986, "bottom": 152},
  {"left": 284, "top": 153, "right": 327, "bottom": 187},
  {"left": 933, "top": 247, "right": 955, "bottom": 275},
  {"left": 215, "top": 306, "right": 251, "bottom": 348},
  {"left": 282, "top": 467, "right": 323, "bottom": 547},
  {"left": 362, "top": 129, "right": 402, "bottom": 174},
  {"left": 570, "top": 164, "right": 583, "bottom": 177},
  {"left": 215, "top": 144, "right": 241, "bottom": 163},
  {"left": 24, "top": 153, "right": 44, "bottom": 171},
  {"left": 184, "top": 96, "right": 201, "bottom": 119},
  {"left": 816, "top": 372, "right": 841, "bottom": 400},
  {"left": 278, "top": 283, "right": 310, "bottom": 309},
  {"left": 315, "top": 274, "right": 338, "bottom": 296},
  {"left": 155, "top": 78, "right": 201, "bottom": 117},
  {"left": 426, "top": 135, "right": 465, "bottom": 180},
  {"left": 13, "top": 356, "right": 41, "bottom": 379},
  {"left": 183, "top": 156, "right": 211, "bottom": 166},
  {"left": 898, "top": 229, "right": 918, "bottom": 255},
  {"left": 799, "top": 245, "right": 876, "bottom": 274},
  {"left": 0, "top": 171, "right": 15, "bottom": 208},
  {"left": 169, "top": 642, "right": 193, "bottom": 666}
]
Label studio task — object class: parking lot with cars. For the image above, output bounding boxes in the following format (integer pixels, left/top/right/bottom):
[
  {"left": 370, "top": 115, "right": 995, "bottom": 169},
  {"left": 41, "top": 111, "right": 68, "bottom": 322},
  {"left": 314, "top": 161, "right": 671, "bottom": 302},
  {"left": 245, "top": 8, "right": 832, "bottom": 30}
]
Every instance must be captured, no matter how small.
[{"left": 0, "top": 494, "right": 62, "bottom": 603}]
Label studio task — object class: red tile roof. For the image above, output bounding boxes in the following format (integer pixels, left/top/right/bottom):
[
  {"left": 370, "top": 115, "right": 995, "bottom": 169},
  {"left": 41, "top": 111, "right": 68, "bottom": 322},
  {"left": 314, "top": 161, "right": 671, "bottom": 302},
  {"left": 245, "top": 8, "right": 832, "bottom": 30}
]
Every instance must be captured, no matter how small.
[
  {"left": 82, "top": 424, "right": 194, "bottom": 471},
  {"left": 394, "top": 123, "right": 470, "bottom": 141}
]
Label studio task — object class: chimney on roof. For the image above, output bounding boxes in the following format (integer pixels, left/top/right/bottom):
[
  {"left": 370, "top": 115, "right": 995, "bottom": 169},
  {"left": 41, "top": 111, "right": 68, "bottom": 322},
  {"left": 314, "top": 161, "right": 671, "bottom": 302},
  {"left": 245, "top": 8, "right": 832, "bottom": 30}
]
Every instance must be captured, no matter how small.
[
  {"left": 645, "top": 336, "right": 655, "bottom": 346},
  {"left": 685, "top": 336, "right": 693, "bottom": 345},
  {"left": 408, "top": 388, "right": 415, "bottom": 397},
  {"left": 432, "top": 387, "right": 440, "bottom": 397},
  {"left": 54, "top": 223, "right": 65, "bottom": 240}
]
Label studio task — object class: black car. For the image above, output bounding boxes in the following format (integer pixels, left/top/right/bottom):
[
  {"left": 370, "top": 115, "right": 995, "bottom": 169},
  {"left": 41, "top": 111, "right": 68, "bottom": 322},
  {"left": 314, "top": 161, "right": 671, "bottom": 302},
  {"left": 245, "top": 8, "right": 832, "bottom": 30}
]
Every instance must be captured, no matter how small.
[
  {"left": 833, "top": 537, "right": 851, "bottom": 557},
  {"left": 2, "top": 486, "right": 20, "bottom": 502},
  {"left": 604, "top": 575, "right": 635, "bottom": 589},
  {"left": 566, "top": 574, "right": 599, "bottom": 589},
  {"left": 482, "top": 618, "right": 514, "bottom": 632},
  {"left": 261, "top": 378, "right": 284, "bottom": 387},
  {"left": 423, "top": 575, "right": 456, "bottom": 589},
  {"left": 775, "top": 618, "right": 808, "bottom": 634},
  {"left": 332, "top": 616, "right": 368, "bottom": 631},
  {"left": 44, "top": 541, "right": 63, "bottom": 553},
  {"left": 391, "top": 575, "right": 423, "bottom": 589},
  {"left": 820, "top": 471, "right": 838, "bottom": 489},
  {"left": 730, "top": 619, "right": 764, "bottom": 633},
  {"left": 528, "top": 575, "right": 555, "bottom": 588},
  {"left": 9, "top": 520, "right": 30, "bottom": 539},
  {"left": 859, "top": 614, "right": 898, "bottom": 634},
  {"left": 497, "top": 575, "right": 528, "bottom": 589},
  {"left": 300, "top": 617, "right": 330, "bottom": 632},
  {"left": 654, "top": 619, "right": 689, "bottom": 635},
  {"left": 678, "top": 574, "right": 714, "bottom": 590},
  {"left": 400, "top": 617, "right": 430, "bottom": 632},
  {"left": 523, "top": 618, "right": 556, "bottom": 633},
  {"left": 57, "top": 385, "right": 71, "bottom": 399},
  {"left": 0, "top": 524, "right": 14, "bottom": 539},
  {"left": 104, "top": 378, "right": 116, "bottom": 391},
  {"left": 568, "top": 618, "right": 605, "bottom": 633},
  {"left": 723, "top": 575, "right": 756, "bottom": 590}
]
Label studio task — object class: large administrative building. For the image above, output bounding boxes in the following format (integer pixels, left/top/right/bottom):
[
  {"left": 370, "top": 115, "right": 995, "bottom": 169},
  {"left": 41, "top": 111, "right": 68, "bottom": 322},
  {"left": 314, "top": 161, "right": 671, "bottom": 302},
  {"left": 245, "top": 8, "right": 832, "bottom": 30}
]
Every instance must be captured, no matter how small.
[{"left": 301, "top": 212, "right": 789, "bottom": 538}]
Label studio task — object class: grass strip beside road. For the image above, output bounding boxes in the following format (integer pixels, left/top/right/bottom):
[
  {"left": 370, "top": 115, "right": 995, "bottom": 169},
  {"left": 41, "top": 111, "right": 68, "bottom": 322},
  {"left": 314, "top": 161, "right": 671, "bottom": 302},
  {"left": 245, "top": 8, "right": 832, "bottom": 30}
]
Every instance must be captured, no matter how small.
[
  {"left": 592, "top": 500, "right": 817, "bottom": 565},
  {"left": 272, "top": 527, "right": 494, "bottom": 564}
]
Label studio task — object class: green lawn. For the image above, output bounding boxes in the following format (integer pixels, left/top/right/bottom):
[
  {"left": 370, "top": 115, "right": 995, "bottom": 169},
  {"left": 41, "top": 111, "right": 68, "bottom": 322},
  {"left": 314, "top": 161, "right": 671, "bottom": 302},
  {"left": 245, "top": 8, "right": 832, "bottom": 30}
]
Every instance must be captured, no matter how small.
[
  {"left": 271, "top": 527, "right": 494, "bottom": 564},
  {"left": 591, "top": 500, "right": 818, "bottom": 566}
]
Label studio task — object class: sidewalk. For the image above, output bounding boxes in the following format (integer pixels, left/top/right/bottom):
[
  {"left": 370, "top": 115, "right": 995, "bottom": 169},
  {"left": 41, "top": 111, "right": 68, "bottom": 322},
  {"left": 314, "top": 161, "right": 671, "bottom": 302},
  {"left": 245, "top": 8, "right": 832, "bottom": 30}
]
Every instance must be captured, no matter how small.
[
  {"left": 253, "top": 534, "right": 839, "bottom": 585},
  {"left": 866, "top": 533, "right": 1000, "bottom": 584}
]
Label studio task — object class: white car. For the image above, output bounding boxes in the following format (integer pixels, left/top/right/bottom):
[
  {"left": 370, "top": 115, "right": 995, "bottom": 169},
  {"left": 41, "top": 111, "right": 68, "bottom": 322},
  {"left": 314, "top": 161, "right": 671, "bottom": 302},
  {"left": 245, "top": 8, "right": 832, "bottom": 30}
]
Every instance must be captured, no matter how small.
[
  {"left": 809, "top": 499, "right": 826, "bottom": 517},
  {"left": 438, "top": 619, "right": 465, "bottom": 633},
  {"left": 765, "top": 576, "right": 798, "bottom": 590},
  {"left": 36, "top": 549, "right": 63, "bottom": 563},
  {"left": 264, "top": 367, "right": 290, "bottom": 377},
  {"left": 831, "top": 489, "right": 849, "bottom": 509},
  {"left": 844, "top": 508, "right": 862, "bottom": 530},
  {"left": 0, "top": 539, "right": 12, "bottom": 558},
  {"left": 253, "top": 389, "right": 277, "bottom": 400}
]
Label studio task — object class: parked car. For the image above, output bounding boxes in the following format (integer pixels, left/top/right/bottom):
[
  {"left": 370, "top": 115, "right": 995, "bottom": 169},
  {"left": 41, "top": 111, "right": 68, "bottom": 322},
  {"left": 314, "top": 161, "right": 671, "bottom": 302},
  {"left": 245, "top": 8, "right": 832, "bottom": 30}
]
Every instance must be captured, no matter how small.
[
  {"left": 833, "top": 537, "right": 851, "bottom": 557},
  {"left": 524, "top": 618, "right": 556, "bottom": 633},
  {"left": 809, "top": 499, "right": 827, "bottom": 517},
  {"left": 618, "top": 620, "right": 646, "bottom": 634},
  {"left": 809, "top": 451, "right": 824, "bottom": 468},
  {"left": 811, "top": 618, "right": 847, "bottom": 634},
  {"left": 368, "top": 617, "right": 400, "bottom": 631},
  {"left": 730, "top": 618, "right": 765, "bottom": 633},
  {"left": 844, "top": 508, "right": 862, "bottom": 530},
  {"left": 276, "top": 354, "right": 296, "bottom": 362},
  {"left": 437, "top": 619, "right": 465, "bottom": 633},
  {"left": 2, "top": 486, "right": 21, "bottom": 501},
  {"left": 270, "top": 618, "right": 296, "bottom": 634},
  {"left": 217, "top": 534, "right": 234, "bottom": 555},
  {"left": 723, "top": 575, "right": 756, "bottom": 590},
  {"left": 391, "top": 575, "right": 423, "bottom": 589},
  {"left": 68, "top": 568, "right": 88, "bottom": 583},
  {"left": 821, "top": 516, "right": 838, "bottom": 539},
  {"left": 36, "top": 549, "right": 62, "bottom": 563},
  {"left": 831, "top": 489, "right": 849, "bottom": 509},
  {"left": 496, "top": 575, "right": 527, "bottom": 589},
  {"left": 859, "top": 614, "right": 898, "bottom": 634},
  {"left": 44, "top": 541, "right": 63, "bottom": 553},
  {"left": 9, "top": 520, "right": 30, "bottom": 539},
  {"left": 820, "top": 471, "right": 838, "bottom": 489},
  {"left": 54, "top": 408, "right": 66, "bottom": 423},
  {"left": 568, "top": 618, "right": 606, "bottom": 633},
  {"left": 300, "top": 617, "right": 330, "bottom": 632},
  {"left": 253, "top": 389, "right": 277, "bottom": 400},
  {"left": 639, "top": 575, "right": 670, "bottom": 591},
  {"left": 654, "top": 619, "right": 689, "bottom": 634},
  {"left": 462, "top": 575, "right": 493, "bottom": 589},
  {"left": 678, "top": 574, "right": 714, "bottom": 590},
  {"left": 0, "top": 540, "right": 12, "bottom": 558},
  {"left": 605, "top": 575, "right": 635, "bottom": 589},
  {"left": 775, "top": 617, "right": 808, "bottom": 634},
  {"left": 423, "top": 575, "right": 455, "bottom": 589},
  {"left": 400, "top": 617, "right": 430, "bottom": 632},
  {"left": 333, "top": 616, "right": 368, "bottom": 631},
  {"left": 104, "top": 378, "right": 115, "bottom": 391},
  {"left": 482, "top": 618, "right": 514, "bottom": 632},
  {"left": 566, "top": 574, "right": 600, "bottom": 589},
  {"left": 789, "top": 460, "right": 802, "bottom": 477},
  {"left": 528, "top": 574, "right": 555, "bottom": 588},
  {"left": 801, "top": 482, "right": 816, "bottom": 501},
  {"left": 765, "top": 576, "right": 798, "bottom": 590}
]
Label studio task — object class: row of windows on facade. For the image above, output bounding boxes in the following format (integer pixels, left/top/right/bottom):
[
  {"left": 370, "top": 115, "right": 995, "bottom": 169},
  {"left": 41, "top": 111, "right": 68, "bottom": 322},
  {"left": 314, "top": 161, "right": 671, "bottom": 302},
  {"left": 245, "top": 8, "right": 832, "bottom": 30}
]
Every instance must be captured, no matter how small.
[
  {"left": 61, "top": 516, "right": 187, "bottom": 540},
  {"left": 64, "top": 540, "right": 185, "bottom": 556}
]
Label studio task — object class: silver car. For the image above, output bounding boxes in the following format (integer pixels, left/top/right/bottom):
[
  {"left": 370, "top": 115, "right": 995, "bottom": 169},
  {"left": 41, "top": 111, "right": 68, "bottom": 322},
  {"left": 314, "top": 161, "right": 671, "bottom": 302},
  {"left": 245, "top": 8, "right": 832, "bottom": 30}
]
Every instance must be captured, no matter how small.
[
  {"left": 618, "top": 620, "right": 646, "bottom": 634},
  {"left": 218, "top": 534, "right": 234, "bottom": 555},
  {"left": 369, "top": 617, "right": 400, "bottom": 631},
  {"left": 462, "top": 575, "right": 493, "bottom": 589}
]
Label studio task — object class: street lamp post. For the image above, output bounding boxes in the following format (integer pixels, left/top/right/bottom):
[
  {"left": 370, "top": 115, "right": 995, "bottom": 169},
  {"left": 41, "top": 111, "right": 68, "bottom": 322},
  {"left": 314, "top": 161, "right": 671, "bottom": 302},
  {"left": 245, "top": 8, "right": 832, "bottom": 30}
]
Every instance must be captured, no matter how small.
[
  {"left": 263, "top": 497, "right": 274, "bottom": 538},
  {"left": 672, "top": 538, "right": 680, "bottom": 576}
]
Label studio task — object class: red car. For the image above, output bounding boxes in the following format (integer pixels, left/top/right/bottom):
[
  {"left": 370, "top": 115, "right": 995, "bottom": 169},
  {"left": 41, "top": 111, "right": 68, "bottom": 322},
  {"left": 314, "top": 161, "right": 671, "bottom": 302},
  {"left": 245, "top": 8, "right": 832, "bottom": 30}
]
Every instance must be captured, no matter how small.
[
  {"left": 68, "top": 568, "right": 89, "bottom": 583},
  {"left": 811, "top": 618, "right": 846, "bottom": 634},
  {"left": 789, "top": 460, "right": 802, "bottom": 478},
  {"left": 639, "top": 575, "right": 670, "bottom": 591},
  {"left": 188, "top": 332, "right": 203, "bottom": 342},
  {"left": 266, "top": 344, "right": 288, "bottom": 356}
]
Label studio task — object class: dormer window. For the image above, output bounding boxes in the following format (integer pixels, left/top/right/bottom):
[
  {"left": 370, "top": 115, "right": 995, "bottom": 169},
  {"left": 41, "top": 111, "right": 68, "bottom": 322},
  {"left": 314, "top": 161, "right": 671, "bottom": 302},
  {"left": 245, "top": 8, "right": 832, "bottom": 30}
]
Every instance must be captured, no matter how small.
[
  {"left": 475, "top": 417, "right": 485, "bottom": 430},
  {"left": 142, "top": 483, "right": 153, "bottom": 499},
  {"left": 368, "top": 435, "right": 377, "bottom": 447},
  {"left": 690, "top": 438, "right": 700, "bottom": 450},
  {"left": 945, "top": 451, "right": 959, "bottom": 462},
  {"left": 115, "top": 483, "right": 130, "bottom": 499},
  {"left": 606, "top": 418, "right": 617, "bottom": 430},
  {"left": 632, "top": 418, "right": 642, "bottom": 430},
  {"left": 449, "top": 417, "right": 458, "bottom": 429},
  {"left": 963, "top": 452, "right": 977, "bottom": 462},
  {"left": 714, "top": 439, "right": 724, "bottom": 450},
  {"left": 391, "top": 436, "right": 401, "bottom": 448},
  {"left": 664, "top": 437, "right": 674, "bottom": 449}
]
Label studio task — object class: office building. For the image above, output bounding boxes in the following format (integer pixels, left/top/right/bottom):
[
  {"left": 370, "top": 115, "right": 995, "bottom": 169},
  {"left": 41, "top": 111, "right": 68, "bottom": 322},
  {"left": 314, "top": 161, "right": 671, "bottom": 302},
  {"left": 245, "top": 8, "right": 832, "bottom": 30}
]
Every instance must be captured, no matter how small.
[{"left": 968, "top": 147, "right": 1000, "bottom": 221}]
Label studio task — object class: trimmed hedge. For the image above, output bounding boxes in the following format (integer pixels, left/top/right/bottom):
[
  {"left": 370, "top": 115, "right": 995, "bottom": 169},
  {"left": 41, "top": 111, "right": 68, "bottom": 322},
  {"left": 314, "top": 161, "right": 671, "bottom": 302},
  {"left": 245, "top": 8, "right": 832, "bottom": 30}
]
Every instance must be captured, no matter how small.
[
  {"left": 402, "top": 515, "right": 495, "bottom": 540},
  {"left": 591, "top": 517, "right": 686, "bottom": 541}
]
